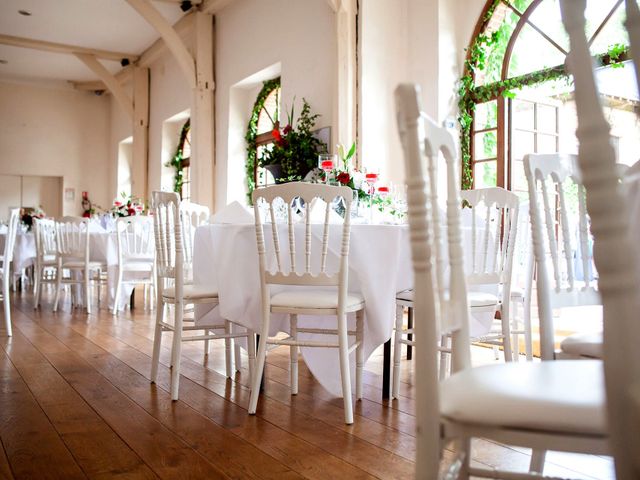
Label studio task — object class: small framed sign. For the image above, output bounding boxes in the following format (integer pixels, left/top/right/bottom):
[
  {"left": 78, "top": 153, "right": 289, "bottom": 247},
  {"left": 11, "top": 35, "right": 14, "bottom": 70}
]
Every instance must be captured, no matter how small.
[{"left": 64, "top": 188, "right": 75, "bottom": 201}]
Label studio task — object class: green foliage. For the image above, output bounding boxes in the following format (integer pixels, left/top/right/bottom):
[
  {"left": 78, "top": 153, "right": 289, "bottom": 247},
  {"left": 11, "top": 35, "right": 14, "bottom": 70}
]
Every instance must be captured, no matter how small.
[
  {"left": 257, "top": 98, "right": 327, "bottom": 181},
  {"left": 607, "top": 43, "right": 627, "bottom": 68},
  {"left": 165, "top": 119, "right": 190, "bottom": 196},
  {"left": 245, "top": 77, "right": 281, "bottom": 203}
]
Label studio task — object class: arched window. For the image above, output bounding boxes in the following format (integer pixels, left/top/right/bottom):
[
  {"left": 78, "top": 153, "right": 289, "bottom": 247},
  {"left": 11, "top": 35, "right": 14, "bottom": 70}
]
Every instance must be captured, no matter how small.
[
  {"left": 463, "top": 0, "right": 637, "bottom": 194},
  {"left": 179, "top": 120, "right": 191, "bottom": 201}
]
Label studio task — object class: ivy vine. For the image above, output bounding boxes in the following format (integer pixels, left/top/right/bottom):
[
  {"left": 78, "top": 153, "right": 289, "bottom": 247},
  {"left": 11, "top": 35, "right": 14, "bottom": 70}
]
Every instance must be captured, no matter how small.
[
  {"left": 457, "top": 0, "right": 628, "bottom": 190},
  {"left": 245, "top": 77, "right": 281, "bottom": 203},
  {"left": 166, "top": 119, "right": 190, "bottom": 196}
]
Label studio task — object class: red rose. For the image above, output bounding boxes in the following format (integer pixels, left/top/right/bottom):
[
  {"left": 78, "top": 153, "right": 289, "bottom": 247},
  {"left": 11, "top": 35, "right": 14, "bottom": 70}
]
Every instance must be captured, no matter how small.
[
  {"left": 271, "top": 128, "right": 282, "bottom": 142},
  {"left": 283, "top": 124, "right": 292, "bottom": 135},
  {"left": 337, "top": 172, "right": 351, "bottom": 185},
  {"left": 127, "top": 208, "right": 136, "bottom": 216}
]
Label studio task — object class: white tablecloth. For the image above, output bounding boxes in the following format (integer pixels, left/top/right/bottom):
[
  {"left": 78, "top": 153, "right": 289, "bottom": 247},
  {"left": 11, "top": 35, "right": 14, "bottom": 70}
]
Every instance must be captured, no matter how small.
[
  {"left": 193, "top": 219, "right": 496, "bottom": 396},
  {"left": 0, "top": 231, "right": 36, "bottom": 272}
]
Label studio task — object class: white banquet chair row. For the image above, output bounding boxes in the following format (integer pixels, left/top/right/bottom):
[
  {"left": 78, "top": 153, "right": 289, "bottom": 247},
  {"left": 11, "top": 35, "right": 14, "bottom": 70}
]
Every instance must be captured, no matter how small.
[
  {"left": 395, "top": 82, "right": 607, "bottom": 479},
  {"left": 33, "top": 217, "right": 58, "bottom": 309},
  {"left": 150, "top": 191, "right": 255, "bottom": 401},
  {"left": 1, "top": 209, "right": 21, "bottom": 336}
]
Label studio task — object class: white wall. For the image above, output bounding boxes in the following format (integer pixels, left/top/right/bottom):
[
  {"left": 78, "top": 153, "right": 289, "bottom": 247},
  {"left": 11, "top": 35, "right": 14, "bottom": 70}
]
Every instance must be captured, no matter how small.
[
  {"left": 216, "top": 0, "right": 336, "bottom": 207},
  {"left": 0, "top": 80, "right": 111, "bottom": 216}
]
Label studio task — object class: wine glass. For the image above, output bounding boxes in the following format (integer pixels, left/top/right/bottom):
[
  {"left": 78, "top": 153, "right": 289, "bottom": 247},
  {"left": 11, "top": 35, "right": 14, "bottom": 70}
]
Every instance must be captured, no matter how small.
[
  {"left": 318, "top": 154, "right": 336, "bottom": 184},
  {"left": 364, "top": 170, "right": 379, "bottom": 223}
]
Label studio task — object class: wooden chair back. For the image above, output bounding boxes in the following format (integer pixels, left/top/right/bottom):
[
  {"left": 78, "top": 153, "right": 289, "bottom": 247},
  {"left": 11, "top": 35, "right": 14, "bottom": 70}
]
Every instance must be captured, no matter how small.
[
  {"left": 151, "top": 191, "right": 182, "bottom": 283},
  {"left": 251, "top": 182, "right": 354, "bottom": 294},
  {"left": 562, "top": 1, "right": 640, "bottom": 477},
  {"left": 115, "top": 216, "right": 155, "bottom": 263},
  {"left": 395, "top": 83, "right": 471, "bottom": 477},
  {"left": 180, "top": 201, "right": 209, "bottom": 269},
  {"left": 1, "top": 209, "right": 20, "bottom": 266},
  {"left": 34, "top": 218, "right": 57, "bottom": 261},
  {"left": 460, "top": 187, "right": 519, "bottom": 292},
  {"left": 524, "top": 152, "right": 601, "bottom": 359},
  {"left": 55, "top": 217, "right": 89, "bottom": 262}
]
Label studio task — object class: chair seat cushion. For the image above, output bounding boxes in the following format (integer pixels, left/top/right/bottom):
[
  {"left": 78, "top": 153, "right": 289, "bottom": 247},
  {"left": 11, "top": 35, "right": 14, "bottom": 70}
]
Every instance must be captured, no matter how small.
[
  {"left": 120, "top": 261, "right": 154, "bottom": 272},
  {"left": 440, "top": 360, "right": 606, "bottom": 435},
  {"left": 560, "top": 331, "right": 603, "bottom": 359},
  {"left": 61, "top": 260, "right": 106, "bottom": 269},
  {"left": 162, "top": 284, "right": 218, "bottom": 301},
  {"left": 270, "top": 290, "right": 364, "bottom": 311},
  {"left": 395, "top": 289, "right": 498, "bottom": 308}
]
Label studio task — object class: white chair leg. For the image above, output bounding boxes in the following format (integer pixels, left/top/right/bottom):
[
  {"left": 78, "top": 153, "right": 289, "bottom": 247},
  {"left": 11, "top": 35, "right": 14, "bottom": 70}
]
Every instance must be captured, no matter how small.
[
  {"left": 3, "top": 277, "right": 12, "bottom": 337},
  {"left": 112, "top": 269, "right": 122, "bottom": 315},
  {"left": 459, "top": 436, "right": 471, "bottom": 480},
  {"left": 524, "top": 294, "right": 533, "bottom": 361},
  {"left": 234, "top": 331, "right": 242, "bottom": 373},
  {"left": 52, "top": 262, "right": 63, "bottom": 312},
  {"left": 247, "top": 329, "right": 256, "bottom": 386},
  {"left": 170, "top": 300, "right": 184, "bottom": 401},
  {"left": 511, "top": 299, "right": 521, "bottom": 362},
  {"left": 84, "top": 268, "right": 91, "bottom": 314},
  {"left": 290, "top": 314, "right": 298, "bottom": 395},
  {"left": 337, "top": 313, "right": 354, "bottom": 425},
  {"left": 225, "top": 320, "right": 233, "bottom": 378},
  {"left": 501, "top": 307, "right": 513, "bottom": 363},
  {"left": 439, "top": 335, "right": 450, "bottom": 380},
  {"left": 150, "top": 298, "right": 164, "bottom": 384},
  {"left": 530, "top": 449, "right": 546, "bottom": 474},
  {"left": 33, "top": 265, "right": 40, "bottom": 309},
  {"left": 392, "top": 304, "right": 404, "bottom": 399},
  {"left": 355, "top": 309, "right": 364, "bottom": 401},
  {"left": 248, "top": 307, "right": 271, "bottom": 415}
]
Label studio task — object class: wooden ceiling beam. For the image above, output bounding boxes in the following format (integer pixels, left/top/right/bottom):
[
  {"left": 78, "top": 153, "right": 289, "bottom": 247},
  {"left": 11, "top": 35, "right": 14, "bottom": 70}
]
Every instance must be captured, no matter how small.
[
  {"left": 69, "top": 80, "right": 107, "bottom": 91},
  {"left": 199, "top": 0, "right": 235, "bottom": 14},
  {"left": 0, "top": 34, "right": 138, "bottom": 63}
]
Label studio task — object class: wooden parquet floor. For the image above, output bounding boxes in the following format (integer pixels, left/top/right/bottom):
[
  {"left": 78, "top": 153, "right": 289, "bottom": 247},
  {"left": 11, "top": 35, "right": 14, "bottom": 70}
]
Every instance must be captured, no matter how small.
[{"left": 0, "top": 290, "right": 614, "bottom": 479}]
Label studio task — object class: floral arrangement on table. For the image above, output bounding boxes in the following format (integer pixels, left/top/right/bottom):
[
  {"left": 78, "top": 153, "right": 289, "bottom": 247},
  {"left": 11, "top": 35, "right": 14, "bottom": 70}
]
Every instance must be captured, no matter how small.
[
  {"left": 20, "top": 206, "right": 46, "bottom": 231},
  {"left": 258, "top": 98, "right": 328, "bottom": 182},
  {"left": 110, "top": 192, "right": 145, "bottom": 217}
]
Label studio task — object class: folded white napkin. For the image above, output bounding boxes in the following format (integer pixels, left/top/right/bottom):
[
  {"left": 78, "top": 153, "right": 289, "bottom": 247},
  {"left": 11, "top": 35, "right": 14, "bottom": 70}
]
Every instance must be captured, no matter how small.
[
  {"left": 211, "top": 201, "right": 254, "bottom": 224},
  {"left": 309, "top": 198, "right": 344, "bottom": 224},
  {"left": 88, "top": 220, "right": 107, "bottom": 233}
]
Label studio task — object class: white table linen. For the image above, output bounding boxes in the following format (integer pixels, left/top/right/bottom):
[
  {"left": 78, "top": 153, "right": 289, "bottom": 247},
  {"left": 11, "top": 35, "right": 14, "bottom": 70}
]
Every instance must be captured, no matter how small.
[
  {"left": 0, "top": 231, "right": 36, "bottom": 272},
  {"left": 193, "top": 218, "right": 496, "bottom": 396}
]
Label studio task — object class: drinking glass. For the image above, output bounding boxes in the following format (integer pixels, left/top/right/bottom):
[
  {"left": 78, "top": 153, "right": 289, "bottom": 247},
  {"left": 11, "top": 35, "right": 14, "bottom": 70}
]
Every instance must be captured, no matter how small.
[
  {"left": 364, "top": 171, "right": 379, "bottom": 223},
  {"left": 318, "top": 154, "right": 336, "bottom": 184}
]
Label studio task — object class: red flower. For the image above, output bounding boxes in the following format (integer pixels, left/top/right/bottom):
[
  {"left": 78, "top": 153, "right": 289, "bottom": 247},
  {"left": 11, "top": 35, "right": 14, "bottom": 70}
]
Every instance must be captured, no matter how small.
[
  {"left": 127, "top": 208, "right": 136, "bottom": 216},
  {"left": 271, "top": 128, "right": 282, "bottom": 142},
  {"left": 336, "top": 172, "right": 351, "bottom": 185},
  {"left": 283, "top": 124, "right": 292, "bottom": 135}
]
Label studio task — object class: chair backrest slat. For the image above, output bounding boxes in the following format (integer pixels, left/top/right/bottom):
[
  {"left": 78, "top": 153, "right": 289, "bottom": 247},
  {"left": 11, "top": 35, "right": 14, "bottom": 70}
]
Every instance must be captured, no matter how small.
[
  {"left": 115, "top": 216, "right": 154, "bottom": 263},
  {"left": 55, "top": 217, "right": 89, "bottom": 261},
  {"left": 151, "top": 192, "right": 181, "bottom": 281},
  {"left": 2, "top": 209, "right": 20, "bottom": 265},
  {"left": 252, "top": 182, "right": 353, "bottom": 289}
]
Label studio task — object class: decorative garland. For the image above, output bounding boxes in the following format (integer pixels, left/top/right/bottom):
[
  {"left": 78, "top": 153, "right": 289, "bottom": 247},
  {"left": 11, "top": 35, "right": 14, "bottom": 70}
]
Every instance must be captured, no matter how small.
[
  {"left": 245, "top": 77, "right": 281, "bottom": 203},
  {"left": 457, "top": 0, "right": 628, "bottom": 190},
  {"left": 166, "top": 119, "right": 191, "bottom": 195}
]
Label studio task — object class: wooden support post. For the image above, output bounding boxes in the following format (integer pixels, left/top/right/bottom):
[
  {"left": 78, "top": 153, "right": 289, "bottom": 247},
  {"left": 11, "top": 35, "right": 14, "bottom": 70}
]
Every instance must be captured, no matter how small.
[
  {"left": 132, "top": 67, "right": 150, "bottom": 200},
  {"left": 191, "top": 11, "right": 215, "bottom": 210}
]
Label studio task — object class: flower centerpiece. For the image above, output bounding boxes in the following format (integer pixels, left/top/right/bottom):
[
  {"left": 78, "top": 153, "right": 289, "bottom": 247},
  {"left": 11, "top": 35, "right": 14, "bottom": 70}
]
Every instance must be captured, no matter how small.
[
  {"left": 258, "top": 98, "right": 328, "bottom": 183},
  {"left": 111, "top": 192, "right": 145, "bottom": 217},
  {"left": 20, "top": 206, "right": 45, "bottom": 231},
  {"left": 324, "top": 142, "right": 369, "bottom": 201}
]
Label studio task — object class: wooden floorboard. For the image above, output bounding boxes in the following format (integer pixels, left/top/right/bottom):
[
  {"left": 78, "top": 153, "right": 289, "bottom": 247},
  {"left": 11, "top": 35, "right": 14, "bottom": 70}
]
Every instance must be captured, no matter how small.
[{"left": 0, "top": 290, "right": 615, "bottom": 480}]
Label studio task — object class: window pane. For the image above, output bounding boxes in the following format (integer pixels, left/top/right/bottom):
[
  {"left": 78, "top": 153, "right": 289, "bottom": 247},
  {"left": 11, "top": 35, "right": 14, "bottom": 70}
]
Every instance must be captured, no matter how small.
[
  {"left": 476, "top": 6, "right": 521, "bottom": 86},
  {"left": 510, "top": 159, "right": 528, "bottom": 193},
  {"left": 538, "top": 134, "right": 558, "bottom": 153},
  {"left": 513, "top": 100, "right": 535, "bottom": 131},
  {"left": 474, "top": 101, "right": 497, "bottom": 131},
  {"left": 537, "top": 104, "right": 557, "bottom": 133},
  {"left": 512, "top": 130, "right": 535, "bottom": 161},
  {"left": 474, "top": 130, "right": 497, "bottom": 160},
  {"left": 474, "top": 161, "right": 497, "bottom": 188},
  {"left": 256, "top": 88, "right": 280, "bottom": 134},
  {"left": 508, "top": 23, "right": 566, "bottom": 78},
  {"left": 585, "top": 0, "right": 627, "bottom": 51},
  {"left": 527, "top": 0, "right": 570, "bottom": 53}
]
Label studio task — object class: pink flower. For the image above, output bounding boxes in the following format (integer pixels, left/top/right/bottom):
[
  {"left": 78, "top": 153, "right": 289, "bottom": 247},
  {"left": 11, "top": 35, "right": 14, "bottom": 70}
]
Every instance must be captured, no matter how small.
[{"left": 114, "top": 201, "right": 122, "bottom": 207}]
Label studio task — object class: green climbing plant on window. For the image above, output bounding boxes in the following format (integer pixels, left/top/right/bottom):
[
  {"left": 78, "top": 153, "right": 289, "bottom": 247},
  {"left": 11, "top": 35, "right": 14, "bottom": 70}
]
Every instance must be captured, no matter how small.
[
  {"left": 245, "top": 77, "right": 281, "bottom": 203},
  {"left": 166, "top": 119, "right": 190, "bottom": 196}
]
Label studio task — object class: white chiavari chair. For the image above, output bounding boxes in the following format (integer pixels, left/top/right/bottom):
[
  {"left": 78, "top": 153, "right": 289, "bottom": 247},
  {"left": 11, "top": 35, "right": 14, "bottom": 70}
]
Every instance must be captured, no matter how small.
[
  {"left": 1, "top": 209, "right": 20, "bottom": 336},
  {"left": 150, "top": 191, "right": 255, "bottom": 400},
  {"left": 392, "top": 188, "right": 519, "bottom": 397},
  {"left": 396, "top": 82, "right": 608, "bottom": 479},
  {"left": 524, "top": 153, "right": 602, "bottom": 360},
  {"left": 53, "top": 217, "right": 106, "bottom": 314},
  {"left": 112, "top": 216, "right": 155, "bottom": 315},
  {"left": 562, "top": 1, "right": 640, "bottom": 476},
  {"left": 248, "top": 182, "right": 365, "bottom": 424},
  {"left": 33, "top": 217, "right": 58, "bottom": 309}
]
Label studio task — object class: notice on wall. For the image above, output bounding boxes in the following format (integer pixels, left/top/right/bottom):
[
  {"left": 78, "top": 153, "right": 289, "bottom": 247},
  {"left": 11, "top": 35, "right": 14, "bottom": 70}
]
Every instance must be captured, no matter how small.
[{"left": 64, "top": 188, "right": 75, "bottom": 202}]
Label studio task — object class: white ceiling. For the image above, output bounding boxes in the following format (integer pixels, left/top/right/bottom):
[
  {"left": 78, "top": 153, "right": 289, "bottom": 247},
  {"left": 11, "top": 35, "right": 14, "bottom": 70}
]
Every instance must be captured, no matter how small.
[{"left": 0, "top": 0, "right": 186, "bottom": 84}]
